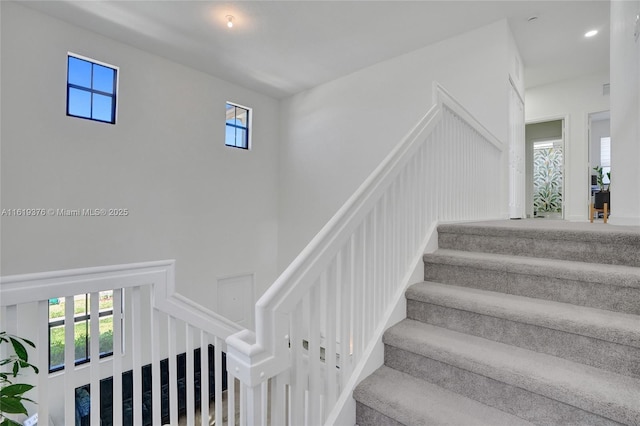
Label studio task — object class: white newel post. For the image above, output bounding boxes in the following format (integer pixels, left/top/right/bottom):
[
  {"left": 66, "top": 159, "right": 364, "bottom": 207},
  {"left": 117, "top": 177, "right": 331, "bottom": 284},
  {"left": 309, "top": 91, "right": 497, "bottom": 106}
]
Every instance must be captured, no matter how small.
[
  {"left": 509, "top": 80, "right": 526, "bottom": 219},
  {"left": 226, "top": 326, "right": 284, "bottom": 426}
]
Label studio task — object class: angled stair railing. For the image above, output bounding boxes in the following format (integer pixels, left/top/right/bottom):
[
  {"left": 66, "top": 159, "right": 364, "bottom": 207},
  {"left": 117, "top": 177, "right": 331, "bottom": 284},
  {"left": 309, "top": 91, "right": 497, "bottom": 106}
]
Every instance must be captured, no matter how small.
[
  {"left": 0, "top": 83, "right": 506, "bottom": 426},
  {"left": 0, "top": 261, "right": 243, "bottom": 426},
  {"left": 226, "top": 83, "right": 507, "bottom": 425}
]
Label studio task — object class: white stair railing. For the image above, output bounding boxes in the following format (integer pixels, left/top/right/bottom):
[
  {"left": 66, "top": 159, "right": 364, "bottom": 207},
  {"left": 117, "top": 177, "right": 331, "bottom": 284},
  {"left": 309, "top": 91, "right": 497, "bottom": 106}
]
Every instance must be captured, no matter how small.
[
  {"left": 0, "top": 83, "right": 505, "bottom": 426},
  {"left": 0, "top": 260, "right": 243, "bottom": 426},
  {"left": 226, "top": 83, "right": 506, "bottom": 425}
]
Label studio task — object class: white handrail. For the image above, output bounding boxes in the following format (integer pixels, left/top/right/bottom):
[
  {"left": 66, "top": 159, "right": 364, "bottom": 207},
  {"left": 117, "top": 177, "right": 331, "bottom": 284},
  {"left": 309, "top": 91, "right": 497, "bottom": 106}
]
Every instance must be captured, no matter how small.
[
  {"left": 0, "top": 82, "right": 506, "bottom": 426},
  {"left": 0, "top": 260, "right": 244, "bottom": 426},
  {"left": 226, "top": 82, "right": 506, "bottom": 425}
]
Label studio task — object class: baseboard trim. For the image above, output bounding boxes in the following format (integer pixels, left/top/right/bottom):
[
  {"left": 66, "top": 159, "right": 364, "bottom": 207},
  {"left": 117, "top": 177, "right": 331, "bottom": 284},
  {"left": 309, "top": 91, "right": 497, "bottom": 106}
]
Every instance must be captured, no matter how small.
[{"left": 608, "top": 215, "right": 640, "bottom": 226}]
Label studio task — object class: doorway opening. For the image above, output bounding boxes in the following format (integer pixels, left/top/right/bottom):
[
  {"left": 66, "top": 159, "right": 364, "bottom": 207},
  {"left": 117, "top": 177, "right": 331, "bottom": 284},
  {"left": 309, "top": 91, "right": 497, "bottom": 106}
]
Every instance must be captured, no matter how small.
[
  {"left": 525, "top": 119, "right": 565, "bottom": 219},
  {"left": 588, "top": 111, "right": 610, "bottom": 221}
]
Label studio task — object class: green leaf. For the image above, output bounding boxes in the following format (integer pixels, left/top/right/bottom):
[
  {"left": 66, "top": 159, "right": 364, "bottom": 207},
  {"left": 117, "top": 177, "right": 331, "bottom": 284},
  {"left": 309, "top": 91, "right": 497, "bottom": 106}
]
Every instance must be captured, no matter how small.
[
  {"left": 10, "top": 360, "right": 38, "bottom": 375},
  {"left": 9, "top": 338, "right": 27, "bottom": 362},
  {"left": 0, "top": 396, "right": 28, "bottom": 415},
  {"left": 1, "top": 418, "right": 26, "bottom": 426},
  {"left": 0, "top": 383, "right": 34, "bottom": 397},
  {"left": 19, "top": 337, "right": 35, "bottom": 349},
  {"left": 18, "top": 361, "right": 35, "bottom": 372}
]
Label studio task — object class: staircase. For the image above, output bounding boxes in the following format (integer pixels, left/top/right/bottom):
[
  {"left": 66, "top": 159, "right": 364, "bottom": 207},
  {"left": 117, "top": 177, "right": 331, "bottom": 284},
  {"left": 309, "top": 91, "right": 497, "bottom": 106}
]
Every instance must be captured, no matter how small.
[{"left": 354, "top": 220, "right": 640, "bottom": 426}]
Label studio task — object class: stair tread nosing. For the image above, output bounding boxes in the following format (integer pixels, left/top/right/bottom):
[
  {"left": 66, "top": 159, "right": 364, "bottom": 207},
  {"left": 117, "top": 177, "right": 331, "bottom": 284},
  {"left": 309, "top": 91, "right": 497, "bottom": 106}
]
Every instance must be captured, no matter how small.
[
  {"left": 384, "top": 319, "right": 640, "bottom": 426},
  {"left": 437, "top": 222, "right": 640, "bottom": 244},
  {"left": 354, "top": 365, "right": 535, "bottom": 426},
  {"left": 423, "top": 249, "right": 640, "bottom": 289},
  {"left": 406, "top": 281, "right": 640, "bottom": 348}
]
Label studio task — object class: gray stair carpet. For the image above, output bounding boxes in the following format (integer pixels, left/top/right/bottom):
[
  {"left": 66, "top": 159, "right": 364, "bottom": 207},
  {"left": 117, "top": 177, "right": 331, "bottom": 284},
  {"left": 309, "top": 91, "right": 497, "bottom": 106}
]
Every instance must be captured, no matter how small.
[
  {"left": 354, "top": 366, "right": 535, "bottom": 426},
  {"left": 354, "top": 220, "right": 640, "bottom": 426}
]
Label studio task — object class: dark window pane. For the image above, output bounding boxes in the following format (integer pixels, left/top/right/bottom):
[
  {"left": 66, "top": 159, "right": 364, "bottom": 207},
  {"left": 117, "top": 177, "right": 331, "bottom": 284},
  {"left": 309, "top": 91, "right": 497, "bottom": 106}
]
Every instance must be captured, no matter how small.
[
  {"left": 49, "top": 323, "right": 65, "bottom": 369},
  {"left": 68, "top": 57, "right": 92, "bottom": 88},
  {"left": 93, "top": 64, "right": 115, "bottom": 94},
  {"left": 92, "top": 94, "right": 113, "bottom": 122},
  {"left": 99, "top": 291, "right": 114, "bottom": 355},
  {"left": 49, "top": 298, "right": 63, "bottom": 319},
  {"left": 75, "top": 294, "right": 88, "bottom": 316},
  {"left": 99, "top": 315, "right": 114, "bottom": 355},
  {"left": 75, "top": 320, "right": 88, "bottom": 362}
]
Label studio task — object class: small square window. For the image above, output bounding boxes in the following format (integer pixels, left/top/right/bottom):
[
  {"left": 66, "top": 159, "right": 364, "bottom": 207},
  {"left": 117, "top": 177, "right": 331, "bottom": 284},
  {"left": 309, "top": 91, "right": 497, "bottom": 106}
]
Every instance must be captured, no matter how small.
[
  {"left": 225, "top": 102, "right": 250, "bottom": 149},
  {"left": 67, "top": 53, "right": 118, "bottom": 124}
]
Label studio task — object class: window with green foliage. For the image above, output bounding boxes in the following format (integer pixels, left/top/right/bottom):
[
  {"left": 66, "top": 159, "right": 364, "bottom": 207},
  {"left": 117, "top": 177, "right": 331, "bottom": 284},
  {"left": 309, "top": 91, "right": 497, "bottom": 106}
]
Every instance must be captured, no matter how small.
[{"left": 48, "top": 292, "right": 117, "bottom": 372}]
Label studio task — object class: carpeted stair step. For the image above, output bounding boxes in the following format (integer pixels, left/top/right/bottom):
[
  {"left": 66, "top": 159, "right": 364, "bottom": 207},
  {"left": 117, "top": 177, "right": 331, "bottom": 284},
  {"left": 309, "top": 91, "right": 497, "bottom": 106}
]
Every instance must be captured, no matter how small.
[
  {"left": 406, "top": 282, "right": 640, "bottom": 378},
  {"left": 384, "top": 319, "right": 640, "bottom": 426},
  {"left": 437, "top": 222, "right": 640, "bottom": 267},
  {"left": 423, "top": 249, "right": 640, "bottom": 314},
  {"left": 354, "top": 365, "right": 534, "bottom": 426}
]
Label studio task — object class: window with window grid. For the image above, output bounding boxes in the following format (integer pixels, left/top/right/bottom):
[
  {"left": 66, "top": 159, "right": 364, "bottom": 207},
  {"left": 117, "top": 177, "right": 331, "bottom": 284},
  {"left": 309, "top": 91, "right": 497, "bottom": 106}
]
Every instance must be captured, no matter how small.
[
  {"left": 67, "top": 53, "right": 118, "bottom": 124},
  {"left": 225, "top": 102, "right": 250, "bottom": 149},
  {"left": 48, "top": 291, "right": 118, "bottom": 372}
]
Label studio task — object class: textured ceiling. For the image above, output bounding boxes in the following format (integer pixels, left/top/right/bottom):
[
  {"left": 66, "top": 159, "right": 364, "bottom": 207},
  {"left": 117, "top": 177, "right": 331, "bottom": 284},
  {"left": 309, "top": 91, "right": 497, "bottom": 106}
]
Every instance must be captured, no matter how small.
[{"left": 21, "top": 1, "right": 610, "bottom": 98}]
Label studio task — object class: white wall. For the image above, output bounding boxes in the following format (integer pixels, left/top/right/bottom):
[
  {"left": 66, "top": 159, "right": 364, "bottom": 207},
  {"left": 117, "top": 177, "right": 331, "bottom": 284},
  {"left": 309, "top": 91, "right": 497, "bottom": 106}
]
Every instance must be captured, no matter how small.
[
  {"left": 609, "top": 0, "right": 640, "bottom": 225},
  {"left": 507, "top": 24, "right": 526, "bottom": 219},
  {"left": 277, "top": 20, "right": 513, "bottom": 268},
  {"left": 525, "top": 71, "right": 610, "bottom": 221},
  {"left": 0, "top": 2, "right": 280, "bottom": 306}
]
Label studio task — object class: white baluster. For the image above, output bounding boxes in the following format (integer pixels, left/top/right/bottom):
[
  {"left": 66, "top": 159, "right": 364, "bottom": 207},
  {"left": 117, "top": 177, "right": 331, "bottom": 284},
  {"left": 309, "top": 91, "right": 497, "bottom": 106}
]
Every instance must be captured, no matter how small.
[
  {"left": 308, "top": 284, "right": 321, "bottom": 422},
  {"left": 213, "top": 336, "right": 222, "bottom": 426},
  {"left": 186, "top": 323, "right": 195, "bottom": 425},
  {"left": 152, "top": 307, "right": 162, "bottom": 426},
  {"left": 37, "top": 300, "right": 49, "bottom": 426},
  {"left": 168, "top": 316, "right": 178, "bottom": 426},
  {"left": 113, "top": 289, "right": 123, "bottom": 426},
  {"left": 324, "top": 260, "right": 338, "bottom": 412},
  {"left": 131, "top": 287, "right": 143, "bottom": 426},
  {"left": 289, "top": 301, "right": 304, "bottom": 426},
  {"left": 89, "top": 291, "right": 100, "bottom": 425},
  {"left": 63, "top": 295, "right": 75, "bottom": 424},
  {"left": 200, "top": 332, "right": 210, "bottom": 426},
  {"left": 228, "top": 373, "right": 237, "bottom": 426}
]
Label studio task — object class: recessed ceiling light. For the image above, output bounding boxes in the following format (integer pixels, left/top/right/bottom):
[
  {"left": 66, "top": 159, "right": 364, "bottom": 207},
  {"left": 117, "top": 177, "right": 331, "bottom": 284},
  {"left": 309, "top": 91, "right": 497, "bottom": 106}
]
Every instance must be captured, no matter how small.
[
  {"left": 585, "top": 29, "right": 598, "bottom": 38},
  {"left": 226, "top": 15, "right": 234, "bottom": 29}
]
